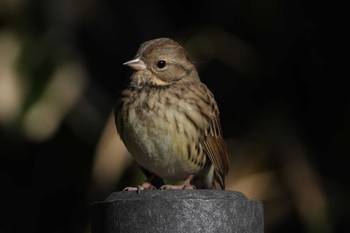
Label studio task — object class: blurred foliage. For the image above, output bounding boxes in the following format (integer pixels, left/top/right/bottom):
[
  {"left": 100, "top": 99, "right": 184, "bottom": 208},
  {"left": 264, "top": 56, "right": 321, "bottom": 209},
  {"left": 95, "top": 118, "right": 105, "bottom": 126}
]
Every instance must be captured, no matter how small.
[{"left": 0, "top": 0, "right": 348, "bottom": 233}]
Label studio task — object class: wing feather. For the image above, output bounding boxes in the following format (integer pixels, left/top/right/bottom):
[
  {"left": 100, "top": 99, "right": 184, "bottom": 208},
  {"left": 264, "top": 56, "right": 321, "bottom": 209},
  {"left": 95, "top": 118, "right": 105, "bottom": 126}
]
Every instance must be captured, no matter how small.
[{"left": 199, "top": 86, "right": 229, "bottom": 189}]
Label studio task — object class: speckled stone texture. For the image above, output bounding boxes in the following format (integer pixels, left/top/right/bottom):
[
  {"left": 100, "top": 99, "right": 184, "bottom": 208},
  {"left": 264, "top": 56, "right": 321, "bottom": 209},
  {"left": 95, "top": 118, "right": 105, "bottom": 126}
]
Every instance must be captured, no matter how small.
[{"left": 91, "top": 190, "right": 263, "bottom": 233}]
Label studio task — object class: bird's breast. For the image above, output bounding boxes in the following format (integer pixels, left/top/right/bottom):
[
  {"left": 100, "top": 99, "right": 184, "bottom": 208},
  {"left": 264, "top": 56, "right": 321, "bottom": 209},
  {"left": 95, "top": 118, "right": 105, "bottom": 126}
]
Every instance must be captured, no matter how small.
[{"left": 122, "top": 90, "right": 204, "bottom": 180}]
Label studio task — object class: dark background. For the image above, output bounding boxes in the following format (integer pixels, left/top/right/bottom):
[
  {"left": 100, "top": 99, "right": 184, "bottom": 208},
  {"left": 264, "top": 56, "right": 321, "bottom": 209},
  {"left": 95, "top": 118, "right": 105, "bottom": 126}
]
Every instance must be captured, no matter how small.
[{"left": 0, "top": 0, "right": 348, "bottom": 232}]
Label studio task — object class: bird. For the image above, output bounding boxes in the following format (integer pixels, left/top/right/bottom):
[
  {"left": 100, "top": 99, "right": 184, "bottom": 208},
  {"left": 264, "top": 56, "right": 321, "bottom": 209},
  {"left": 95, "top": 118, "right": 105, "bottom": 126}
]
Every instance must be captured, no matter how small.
[{"left": 114, "top": 38, "right": 229, "bottom": 190}]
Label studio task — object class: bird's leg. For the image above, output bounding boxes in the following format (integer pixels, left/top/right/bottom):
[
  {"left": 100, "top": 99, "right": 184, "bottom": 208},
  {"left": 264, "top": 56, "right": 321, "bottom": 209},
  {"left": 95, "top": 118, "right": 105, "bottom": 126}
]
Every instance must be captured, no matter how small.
[
  {"left": 123, "top": 181, "right": 156, "bottom": 192},
  {"left": 160, "top": 174, "right": 196, "bottom": 190},
  {"left": 123, "top": 172, "right": 163, "bottom": 192}
]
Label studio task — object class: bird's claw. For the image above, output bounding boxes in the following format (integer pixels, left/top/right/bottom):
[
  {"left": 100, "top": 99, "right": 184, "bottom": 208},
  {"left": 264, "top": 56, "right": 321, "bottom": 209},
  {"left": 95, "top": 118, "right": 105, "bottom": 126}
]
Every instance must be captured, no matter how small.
[
  {"left": 159, "top": 184, "right": 196, "bottom": 190},
  {"left": 123, "top": 182, "right": 156, "bottom": 193}
]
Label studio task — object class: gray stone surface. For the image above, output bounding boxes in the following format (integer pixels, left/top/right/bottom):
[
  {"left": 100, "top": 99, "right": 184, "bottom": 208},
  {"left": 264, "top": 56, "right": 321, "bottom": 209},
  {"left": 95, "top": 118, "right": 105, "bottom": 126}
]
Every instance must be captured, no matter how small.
[{"left": 91, "top": 190, "right": 263, "bottom": 233}]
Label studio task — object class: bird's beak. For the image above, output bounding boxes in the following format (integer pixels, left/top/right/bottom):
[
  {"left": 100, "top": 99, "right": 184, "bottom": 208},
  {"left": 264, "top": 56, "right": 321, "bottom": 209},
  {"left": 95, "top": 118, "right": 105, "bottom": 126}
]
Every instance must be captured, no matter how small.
[{"left": 123, "top": 57, "right": 146, "bottom": 71}]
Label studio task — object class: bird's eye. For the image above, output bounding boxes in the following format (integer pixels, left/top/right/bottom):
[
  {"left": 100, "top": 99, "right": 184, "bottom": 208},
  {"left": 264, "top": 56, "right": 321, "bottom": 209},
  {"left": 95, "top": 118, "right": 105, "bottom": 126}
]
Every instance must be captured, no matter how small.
[{"left": 156, "top": 60, "right": 166, "bottom": 69}]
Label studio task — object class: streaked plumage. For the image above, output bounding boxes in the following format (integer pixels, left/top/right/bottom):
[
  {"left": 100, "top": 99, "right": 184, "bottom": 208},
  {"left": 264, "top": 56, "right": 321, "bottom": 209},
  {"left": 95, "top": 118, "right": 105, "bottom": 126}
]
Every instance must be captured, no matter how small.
[{"left": 115, "top": 38, "right": 229, "bottom": 189}]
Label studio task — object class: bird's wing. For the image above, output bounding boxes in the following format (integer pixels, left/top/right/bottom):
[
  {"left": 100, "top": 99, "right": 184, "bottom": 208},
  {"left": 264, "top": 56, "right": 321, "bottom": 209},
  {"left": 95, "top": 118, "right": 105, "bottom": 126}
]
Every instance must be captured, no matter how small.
[{"left": 199, "top": 88, "right": 229, "bottom": 189}]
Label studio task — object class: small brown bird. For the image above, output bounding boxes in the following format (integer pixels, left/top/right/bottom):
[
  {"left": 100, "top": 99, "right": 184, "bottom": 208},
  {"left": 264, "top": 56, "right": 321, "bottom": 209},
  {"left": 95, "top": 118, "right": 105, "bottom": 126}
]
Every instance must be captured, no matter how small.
[{"left": 115, "top": 38, "right": 229, "bottom": 190}]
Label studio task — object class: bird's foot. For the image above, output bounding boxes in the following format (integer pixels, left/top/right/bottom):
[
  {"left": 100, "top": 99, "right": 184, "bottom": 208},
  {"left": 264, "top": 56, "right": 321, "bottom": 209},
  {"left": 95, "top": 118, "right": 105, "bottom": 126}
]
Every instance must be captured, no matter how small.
[
  {"left": 160, "top": 183, "right": 196, "bottom": 190},
  {"left": 160, "top": 175, "right": 196, "bottom": 190},
  {"left": 123, "top": 181, "right": 156, "bottom": 192}
]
